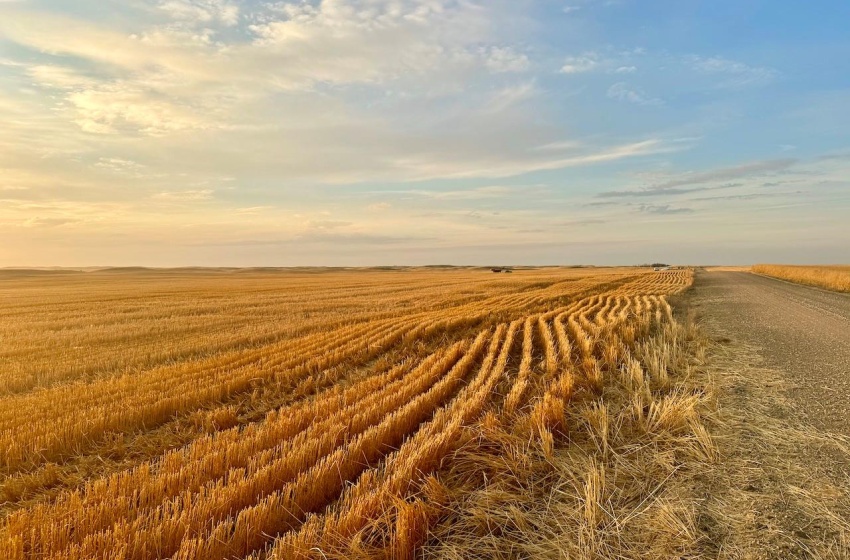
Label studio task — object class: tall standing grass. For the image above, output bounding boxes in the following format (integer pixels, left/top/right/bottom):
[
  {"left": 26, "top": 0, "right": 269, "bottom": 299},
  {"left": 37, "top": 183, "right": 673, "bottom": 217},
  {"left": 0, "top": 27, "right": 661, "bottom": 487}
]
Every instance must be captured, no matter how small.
[{"left": 752, "top": 264, "right": 850, "bottom": 292}]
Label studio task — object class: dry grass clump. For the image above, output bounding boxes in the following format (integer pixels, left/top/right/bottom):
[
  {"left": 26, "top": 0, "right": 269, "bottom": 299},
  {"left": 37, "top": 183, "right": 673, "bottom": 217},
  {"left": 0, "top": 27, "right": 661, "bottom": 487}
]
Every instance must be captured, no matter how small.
[
  {"left": 752, "top": 264, "right": 850, "bottom": 292},
  {"left": 417, "top": 312, "right": 716, "bottom": 560},
  {"left": 687, "top": 328, "right": 850, "bottom": 559}
]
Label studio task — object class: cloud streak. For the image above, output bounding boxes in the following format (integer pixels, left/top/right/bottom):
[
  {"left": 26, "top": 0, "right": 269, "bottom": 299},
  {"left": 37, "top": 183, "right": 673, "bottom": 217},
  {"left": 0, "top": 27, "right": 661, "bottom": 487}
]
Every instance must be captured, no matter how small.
[
  {"left": 606, "top": 82, "right": 663, "bottom": 106},
  {"left": 598, "top": 183, "right": 742, "bottom": 198},
  {"left": 637, "top": 204, "right": 693, "bottom": 215},
  {"left": 649, "top": 159, "right": 797, "bottom": 189}
]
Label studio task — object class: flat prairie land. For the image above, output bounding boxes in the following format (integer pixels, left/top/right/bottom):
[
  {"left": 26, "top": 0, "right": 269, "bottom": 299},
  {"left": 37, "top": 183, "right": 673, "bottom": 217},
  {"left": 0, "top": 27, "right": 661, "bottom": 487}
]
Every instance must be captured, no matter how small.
[{"left": 1, "top": 267, "right": 717, "bottom": 559}]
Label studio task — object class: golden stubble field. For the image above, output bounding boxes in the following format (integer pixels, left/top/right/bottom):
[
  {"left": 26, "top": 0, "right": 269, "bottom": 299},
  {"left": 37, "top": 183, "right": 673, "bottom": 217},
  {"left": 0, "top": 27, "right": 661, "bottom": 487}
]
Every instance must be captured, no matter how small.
[{"left": 0, "top": 267, "right": 714, "bottom": 559}]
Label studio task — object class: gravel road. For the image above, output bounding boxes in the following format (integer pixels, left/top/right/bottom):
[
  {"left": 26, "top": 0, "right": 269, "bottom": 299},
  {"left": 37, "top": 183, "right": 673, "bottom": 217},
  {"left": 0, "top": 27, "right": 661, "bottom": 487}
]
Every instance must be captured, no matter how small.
[
  {"left": 693, "top": 270, "right": 850, "bottom": 433},
  {"left": 687, "top": 270, "right": 850, "bottom": 557}
]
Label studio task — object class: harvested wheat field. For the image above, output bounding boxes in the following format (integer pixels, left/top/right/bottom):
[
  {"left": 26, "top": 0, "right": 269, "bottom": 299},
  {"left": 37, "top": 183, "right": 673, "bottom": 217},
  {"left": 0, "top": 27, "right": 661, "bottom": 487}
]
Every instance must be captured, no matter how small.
[{"left": 0, "top": 267, "right": 716, "bottom": 560}]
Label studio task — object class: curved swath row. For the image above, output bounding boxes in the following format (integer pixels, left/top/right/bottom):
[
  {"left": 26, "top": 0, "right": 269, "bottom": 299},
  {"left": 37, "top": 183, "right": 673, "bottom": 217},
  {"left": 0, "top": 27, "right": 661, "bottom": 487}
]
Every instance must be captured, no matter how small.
[
  {"left": 255, "top": 295, "right": 669, "bottom": 559},
  {"left": 0, "top": 271, "right": 644, "bottom": 476},
  {"left": 0, "top": 268, "right": 693, "bottom": 559},
  {"left": 0, "top": 319, "right": 421, "bottom": 473}
]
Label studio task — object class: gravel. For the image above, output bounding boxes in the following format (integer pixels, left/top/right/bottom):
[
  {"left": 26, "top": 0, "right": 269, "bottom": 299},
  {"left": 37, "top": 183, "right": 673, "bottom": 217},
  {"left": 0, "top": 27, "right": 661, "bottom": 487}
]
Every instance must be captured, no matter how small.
[{"left": 692, "top": 270, "right": 850, "bottom": 434}]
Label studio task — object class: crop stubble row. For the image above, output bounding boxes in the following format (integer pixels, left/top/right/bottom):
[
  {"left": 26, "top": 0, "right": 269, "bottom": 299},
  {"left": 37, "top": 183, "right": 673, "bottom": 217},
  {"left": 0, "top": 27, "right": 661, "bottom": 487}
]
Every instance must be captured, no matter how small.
[{"left": 0, "top": 268, "right": 691, "bottom": 559}]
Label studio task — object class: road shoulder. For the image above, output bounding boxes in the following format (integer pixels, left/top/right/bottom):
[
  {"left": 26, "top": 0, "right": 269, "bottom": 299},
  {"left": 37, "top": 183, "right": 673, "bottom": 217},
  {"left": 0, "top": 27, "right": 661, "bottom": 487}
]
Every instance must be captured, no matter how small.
[{"left": 687, "top": 274, "right": 850, "bottom": 558}]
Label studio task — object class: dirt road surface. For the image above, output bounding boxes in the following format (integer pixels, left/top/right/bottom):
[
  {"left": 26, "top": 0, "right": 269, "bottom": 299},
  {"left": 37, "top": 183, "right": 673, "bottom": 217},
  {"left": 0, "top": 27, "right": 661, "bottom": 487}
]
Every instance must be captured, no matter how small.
[
  {"left": 689, "top": 270, "right": 850, "bottom": 558},
  {"left": 694, "top": 271, "right": 850, "bottom": 433}
]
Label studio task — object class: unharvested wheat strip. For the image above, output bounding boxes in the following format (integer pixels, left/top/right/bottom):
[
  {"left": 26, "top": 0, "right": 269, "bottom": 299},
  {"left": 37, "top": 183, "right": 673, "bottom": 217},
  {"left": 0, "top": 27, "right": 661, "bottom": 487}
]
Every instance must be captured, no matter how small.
[
  {"left": 752, "top": 264, "right": 850, "bottom": 291},
  {"left": 260, "top": 321, "right": 521, "bottom": 560},
  {"left": 163, "top": 329, "right": 498, "bottom": 560},
  {"left": 4, "top": 338, "right": 470, "bottom": 559}
]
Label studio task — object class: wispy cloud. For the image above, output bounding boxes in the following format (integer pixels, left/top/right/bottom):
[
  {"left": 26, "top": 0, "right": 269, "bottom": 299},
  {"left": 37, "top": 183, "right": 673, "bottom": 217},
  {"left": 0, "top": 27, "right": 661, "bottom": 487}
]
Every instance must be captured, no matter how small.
[
  {"left": 483, "top": 82, "right": 537, "bottom": 113},
  {"left": 95, "top": 158, "right": 146, "bottom": 174},
  {"left": 598, "top": 183, "right": 742, "bottom": 198},
  {"left": 153, "top": 190, "right": 214, "bottom": 201},
  {"left": 688, "top": 191, "right": 800, "bottom": 202},
  {"left": 560, "top": 53, "right": 599, "bottom": 74},
  {"left": 484, "top": 47, "right": 530, "bottom": 73},
  {"left": 650, "top": 159, "right": 797, "bottom": 189},
  {"left": 557, "top": 218, "right": 606, "bottom": 226},
  {"left": 685, "top": 55, "right": 777, "bottom": 88},
  {"left": 158, "top": 0, "right": 239, "bottom": 27},
  {"left": 637, "top": 204, "right": 693, "bottom": 215},
  {"left": 606, "top": 82, "right": 663, "bottom": 106}
]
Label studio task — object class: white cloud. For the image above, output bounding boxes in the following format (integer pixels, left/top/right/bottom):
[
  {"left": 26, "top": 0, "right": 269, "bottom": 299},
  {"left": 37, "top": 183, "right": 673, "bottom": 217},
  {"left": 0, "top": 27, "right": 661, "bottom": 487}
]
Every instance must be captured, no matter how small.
[
  {"left": 236, "top": 206, "right": 274, "bottom": 214},
  {"left": 559, "top": 52, "right": 598, "bottom": 74},
  {"left": 389, "top": 186, "right": 517, "bottom": 201},
  {"left": 95, "top": 157, "right": 146, "bottom": 174},
  {"left": 158, "top": 0, "right": 239, "bottom": 27},
  {"left": 246, "top": 0, "right": 494, "bottom": 87},
  {"left": 68, "top": 87, "right": 213, "bottom": 135},
  {"left": 0, "top": 0, "right": 688, "bottom": 261},
  {"left": 534, "top": 140, "right": 581, "bottom": 151},
  {"left": 27, "top": 65, "right": 95, "bottom": 89},
  {"left": 614, "top": 65, "right": 636, "bottom": 74},
  {"left": 383, "top": 139, "right": 677, "bottom": 180},
  {"left": 686, "top": 55, "right": 776, "bottom": 88},
  {"left": 606, "top": 82, "right": 663, "bottom": 106},
  {"left": 484, "top": 47, "right": 530, "bottom": 73}
]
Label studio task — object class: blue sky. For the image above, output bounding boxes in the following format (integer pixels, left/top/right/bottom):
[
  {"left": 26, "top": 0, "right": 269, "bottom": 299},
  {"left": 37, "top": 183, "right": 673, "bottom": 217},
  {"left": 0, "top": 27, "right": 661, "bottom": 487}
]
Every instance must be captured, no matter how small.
[{"left": 1, "top": 0, "right": 848, "bottom": 266}]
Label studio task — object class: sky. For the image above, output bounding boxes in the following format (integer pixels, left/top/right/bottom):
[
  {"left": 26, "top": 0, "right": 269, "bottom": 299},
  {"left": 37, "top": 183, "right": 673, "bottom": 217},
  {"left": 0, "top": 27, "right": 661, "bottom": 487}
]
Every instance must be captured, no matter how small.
[{"left": 1, "top": 0, "right": 848, "bottom": 267}]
